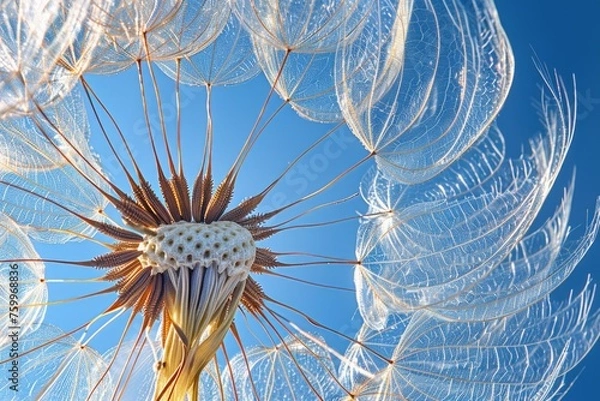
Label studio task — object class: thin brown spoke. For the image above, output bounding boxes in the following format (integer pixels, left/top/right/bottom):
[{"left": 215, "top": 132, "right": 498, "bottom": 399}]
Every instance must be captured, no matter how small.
[
  {"left": 259, "top": 270, "right": 354, "bottom": 292},
  {"left": 262, "top": 308, "right": 354, "bottom": 399},
  {"left": 111, "top": 335, "right": 148, "bottom": 401},
  {"left": 266, "top": 192, "right": 360, "bottom": 229},
  {"left": 229, "top": 49, "right": 291, "bottom": 178},
  {"left": 80, "top": 78, "right": 141, "bottom": 189},
  {"left": 143, "top": 34, "right": 178, "bottom": 177},
  {"left": 0, "top": 322, "right": 89, "bottom": 364},
  {"left": 263, "top": 299, "right": 392, "bottom": 364},
  {"left": 86, "top": 311, "right": 141, "bottom": 401},
  {"left": 270, "top": 210, "right": 386, "bottom": 234},
  {"left": 242, "top": 153, "right": 372, "bottom": 230},
  {"left": 230, "top": 323, "right": 262, "bottom": 401},
  {"left": 0, "top": 178, "right": 150, "bottom": 241},
  {"left": 30, "top": 104, "right": 130, "bottom": 201},
  {"left": 221, "top": 343, "right": 240, "bottom": 401},
  {"left": 20, "top": 288, "right": 116, "bottom": 309},
  {"left": 175, "top": 59, "right": 184, "bottom": 174},
  {"left": 81, "top": 78, "right": 172, "bottom": 225},
  {"left": 254, "top": 309, "right": 326, "bottom": 401},
  {"left": 15, "top": 106, "right": 161, "bottom": 228}
]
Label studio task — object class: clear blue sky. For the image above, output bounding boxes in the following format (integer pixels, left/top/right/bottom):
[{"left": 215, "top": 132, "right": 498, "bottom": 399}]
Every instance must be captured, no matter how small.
[
  {"left": 497, "top": 1, "right": 600, "bottom": 398},
  {"left": 38, "top": 1, "right": 600, "bottom": 399}
]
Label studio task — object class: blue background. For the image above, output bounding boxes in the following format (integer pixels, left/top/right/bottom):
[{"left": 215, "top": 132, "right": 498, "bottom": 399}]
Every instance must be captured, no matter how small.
[{"left": 498, "top": 2, "right": 600, "bottom": 398}]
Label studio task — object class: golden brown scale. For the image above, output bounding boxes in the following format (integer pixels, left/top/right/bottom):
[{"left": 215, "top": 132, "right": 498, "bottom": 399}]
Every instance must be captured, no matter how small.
[
  {"left": 114, "top": 195, "right": 160, "bottom": 227},
  {"left": 201, "top": 173, "right": 214, "bottom": 218},
  {"left": 81, "top": 218, "right": 144, "bottom": 242},
  {"left": 137, "top": 177, "right": 174, "bottom": 224},
  {"left": 115, "top": 268, "right": 151, "bottom": 299},
  {"left": 253, "top": 247, "right": 282, "bottom": 269},
  {"left": 170, "top": 173, "right": 192, "bottom": 221},
  {"left": 132, "top": 283, "right": 155, "bottom": 316},
  {"left": 161, "top": 308, "right": 173, "bottom": 346},
  {"left": 129, "top": 180, "right": 158, "bottom": 219},
  {"left": 142, "top": 276, "right": 166, "bottom": 327},
  {"left": 102, "top": 259, "right": 140, "bottom": 281},
  {"left": 92, "top": 249, "right": 142, "bottom": 268},
  {"left": 249, "top": 226, "right": 280, "bottom": 241},
  {"left": 191, "top": 174, "right": 207, "bottom": 221},
  {"left": 220, "top": 193, "right": 265, "bottom": 222},
  {"left": 204, "top": 175, "right": 236, "bottom": 223},
  {"left": 238, "top": 209, "right": 279, "bottom": 227},
  {"left": 105, "top": 270, "right": 151, "bottom": 312},
  {"left": 241, "top": 277, "right": 266, "bottom": 314},
  {"left": 110, "top": 241, "right": 141, "bottom": 251},
  {"left": 158, "top": 168, "right": 183, "bottom": 221}
]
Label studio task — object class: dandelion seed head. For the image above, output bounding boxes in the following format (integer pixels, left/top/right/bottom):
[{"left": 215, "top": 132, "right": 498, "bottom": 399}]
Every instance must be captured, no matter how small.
[{"left": 0, "top": 0, "right": 598, "bottom": 399}]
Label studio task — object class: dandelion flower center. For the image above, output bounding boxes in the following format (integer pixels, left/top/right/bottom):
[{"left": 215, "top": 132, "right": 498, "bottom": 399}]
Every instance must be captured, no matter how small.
[
  {"left": 138, "top": 221, "right": 256, "bottom": 276},
  {"left": 141, "top": 222, "right": 257, "bottom": 400}
]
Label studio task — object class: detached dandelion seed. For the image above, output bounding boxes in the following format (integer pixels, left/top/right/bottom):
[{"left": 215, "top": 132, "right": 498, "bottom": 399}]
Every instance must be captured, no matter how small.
[{"left": 0, "top": 1, "right": 598, "bottom": 400}]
